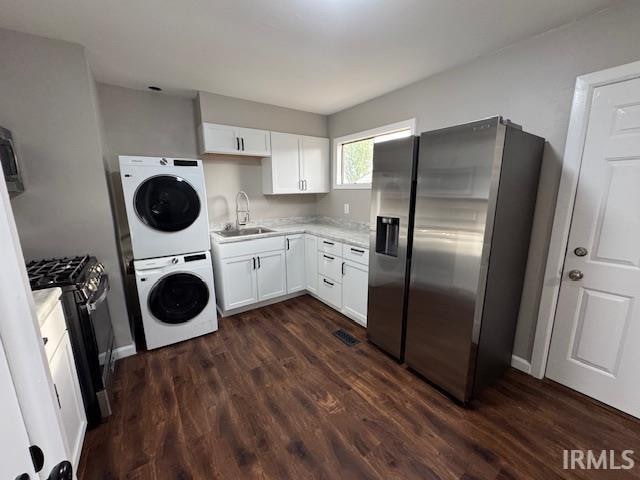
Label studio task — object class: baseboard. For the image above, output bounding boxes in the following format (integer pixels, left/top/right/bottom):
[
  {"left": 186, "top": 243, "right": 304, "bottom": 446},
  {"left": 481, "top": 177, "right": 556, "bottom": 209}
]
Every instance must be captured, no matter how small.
[
  {"left": 99, "top": 343, "right": 137, "bottom": 364},
  {"left": 511, "top": 354, "right": 532, "bottom": 375}
]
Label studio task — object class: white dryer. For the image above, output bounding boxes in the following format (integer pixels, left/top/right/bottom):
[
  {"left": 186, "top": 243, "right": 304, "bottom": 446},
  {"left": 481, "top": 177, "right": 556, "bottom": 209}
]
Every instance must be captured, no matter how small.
[
  {"left": 120, "top": 156, "right": 210, "bottom": 260},
  {"left": 134, "top": 251, "right": 218, "bottom": 349}
]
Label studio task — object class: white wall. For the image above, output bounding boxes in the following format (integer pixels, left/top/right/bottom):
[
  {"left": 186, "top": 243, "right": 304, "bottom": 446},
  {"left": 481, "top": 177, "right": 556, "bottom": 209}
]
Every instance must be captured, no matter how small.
[
  {"left": 0, "top": 29, "right": 132, "bottom": 347},
  {"left": 321, "top": 1, "right": 640, "bottom": 360}
]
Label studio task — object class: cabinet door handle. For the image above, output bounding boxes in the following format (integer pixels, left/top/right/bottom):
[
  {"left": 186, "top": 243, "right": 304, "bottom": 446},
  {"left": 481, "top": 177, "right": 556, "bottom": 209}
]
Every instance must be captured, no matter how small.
[
  {"left": 236, "top": 137, "right": 240, "bottom": 151},
  {"left": 351, "top": 248, "right": 365, "bottom": 254},
  {"left": 323, "top": 279, "right": 334, "bottom": 286},
  {"left": 286, "top": 239, "right": 290, "bottom": 250},
  {"left": 303, "top": 179, "right": 307, "bottom": 190},
  {"left": 299, "top": 179, "right": 303, "bottom": 191},
  {"left": 241, "top": 137, "right": 245, "bottom": 151},
  {"left": 257, "top": 256, "right": 261, "bottom": 269},
  {"left": 342, "top": 261, "right": 345, "bottom": 276},
  {"left": 323, "top": 240, "right": 334, "bottom": 246},
  {"left": 252, "top": 257, "right": 256, "bottom": 270},
  {"left": 323, "top": 254, "right": 334, "bottom": 260}
]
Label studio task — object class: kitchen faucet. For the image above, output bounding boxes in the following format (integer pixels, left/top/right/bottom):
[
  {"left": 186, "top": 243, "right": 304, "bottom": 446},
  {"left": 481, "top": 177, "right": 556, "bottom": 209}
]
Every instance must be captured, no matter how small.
[{"left": 236, "top": 191, "right": 250, "bottom": 229}]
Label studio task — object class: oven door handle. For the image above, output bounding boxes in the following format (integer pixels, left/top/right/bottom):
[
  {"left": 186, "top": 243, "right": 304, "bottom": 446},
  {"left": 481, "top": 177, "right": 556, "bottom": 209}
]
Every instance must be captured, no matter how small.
[{"left": 87, "top": 274, "right": 110, "bottom": 312}]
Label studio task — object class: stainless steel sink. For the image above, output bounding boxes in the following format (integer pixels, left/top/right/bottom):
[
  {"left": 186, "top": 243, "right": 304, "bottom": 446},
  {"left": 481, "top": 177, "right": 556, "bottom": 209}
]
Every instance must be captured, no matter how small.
[{"left": 215, "top": 226, "right": 274, "bottom": 237}]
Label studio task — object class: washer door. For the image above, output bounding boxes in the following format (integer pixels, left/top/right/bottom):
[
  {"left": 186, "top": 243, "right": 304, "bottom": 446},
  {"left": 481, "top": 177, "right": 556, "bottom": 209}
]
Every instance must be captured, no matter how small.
[
  {"left": 134, "top": 175, "right": 201, "bottom": 232},
  {"left": 148, "top": 273, "right": 210, "bottom": 324}
]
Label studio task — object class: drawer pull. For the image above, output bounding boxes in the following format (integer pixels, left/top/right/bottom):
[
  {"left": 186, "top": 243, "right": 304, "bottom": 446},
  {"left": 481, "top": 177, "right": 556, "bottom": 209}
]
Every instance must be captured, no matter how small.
[
  {"left": 323, "top": 279, "right": 334, "bottom": 286},
  {"left": 342, "top": 261, "right": 345, "bottom": 276},
  {"left": 323, "top": 254, "right": 335, "bottom": 260},
  {"left": 351, "top": 248, "right": 365, "bottom": 254},
  {"left": 323, "top": 240, "right": 334, "bottom": 246}
]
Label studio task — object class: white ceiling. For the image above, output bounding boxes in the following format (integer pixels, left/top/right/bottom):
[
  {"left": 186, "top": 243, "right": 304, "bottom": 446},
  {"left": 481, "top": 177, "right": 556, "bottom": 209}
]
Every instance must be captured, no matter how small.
[{"left": 0, "top": 0, "right": 617, "bottom": 114}]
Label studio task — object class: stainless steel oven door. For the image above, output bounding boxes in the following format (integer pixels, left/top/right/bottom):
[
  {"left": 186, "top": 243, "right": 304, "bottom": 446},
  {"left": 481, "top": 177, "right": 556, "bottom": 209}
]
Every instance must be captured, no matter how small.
[{"left": 84, "top": 274, "right": 115, "bottom": 417}]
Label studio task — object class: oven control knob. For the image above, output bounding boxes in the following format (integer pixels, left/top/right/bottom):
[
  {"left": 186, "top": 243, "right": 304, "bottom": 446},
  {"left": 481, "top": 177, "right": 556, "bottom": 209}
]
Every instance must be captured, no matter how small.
[{"left": 172, "top": 257, "right": 179, "bottom": 264}]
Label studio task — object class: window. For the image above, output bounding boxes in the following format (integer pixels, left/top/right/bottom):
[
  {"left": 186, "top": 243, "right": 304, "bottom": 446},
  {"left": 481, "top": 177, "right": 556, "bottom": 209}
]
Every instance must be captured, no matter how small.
[{"left": 333, "top": 119, "right": 415, "bottom": 189}]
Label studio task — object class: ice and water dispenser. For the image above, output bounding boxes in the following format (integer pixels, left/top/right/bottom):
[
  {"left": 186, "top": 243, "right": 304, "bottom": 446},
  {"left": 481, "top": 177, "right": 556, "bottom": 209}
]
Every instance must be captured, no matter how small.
[{"left": 375, "top": 216, "right": 399, "bottom": 257}]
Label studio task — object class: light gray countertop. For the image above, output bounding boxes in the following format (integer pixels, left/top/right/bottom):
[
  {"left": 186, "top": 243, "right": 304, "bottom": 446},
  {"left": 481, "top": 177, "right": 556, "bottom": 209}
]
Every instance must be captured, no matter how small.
[
  {"left": 211, "top": 222, "right": 370, "bottom": 249},
  {"left": 31, "top": 287, "right": 62, "bottom": 327}
]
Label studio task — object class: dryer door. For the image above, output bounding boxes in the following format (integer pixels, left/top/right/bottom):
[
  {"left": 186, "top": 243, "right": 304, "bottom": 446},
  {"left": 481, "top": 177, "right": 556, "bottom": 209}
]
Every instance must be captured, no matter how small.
[
  {"left": 148, "top": 273, "right": 210, "bottom": 324},
  {"left": 134, "top": 175, "right": 201, "bottom": 232}
]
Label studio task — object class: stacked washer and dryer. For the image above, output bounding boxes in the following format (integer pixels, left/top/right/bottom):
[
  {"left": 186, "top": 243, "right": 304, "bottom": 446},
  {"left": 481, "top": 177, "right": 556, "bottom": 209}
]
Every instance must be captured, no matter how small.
[{"left": 119, "top": 156, "right": 218, "bottom": 350}]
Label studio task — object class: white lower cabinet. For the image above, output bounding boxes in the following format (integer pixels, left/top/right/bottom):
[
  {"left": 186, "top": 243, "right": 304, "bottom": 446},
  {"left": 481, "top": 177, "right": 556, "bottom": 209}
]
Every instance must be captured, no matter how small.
[
  {"left": 256, "top": 250, "right": 286, "bottom": 301},
  {"left": 50, "top": 333, "right": 86, "bottom": 469},
  {"left": 220, "top": 254, "right": 259, "bottom": 310},
  {"left": 304, "top": 235, "right": 318, "bottom": 294},
  {"left": 285, "top": 235, "right": 306, "bottom": 293},
  {"left": 318, "top": 275, "right": 342, "bottom": 309},
  {"left": 213, "top": 233, "right": 368, "bottom": 325},
  {"left": 341, "top": 260, "right": 369, "bottom": 326}
]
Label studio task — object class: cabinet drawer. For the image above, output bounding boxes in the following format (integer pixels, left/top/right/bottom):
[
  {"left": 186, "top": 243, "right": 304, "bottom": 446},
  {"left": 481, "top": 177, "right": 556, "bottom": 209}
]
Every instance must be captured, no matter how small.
[
  {"left": 318, "top": 251, "right": 342, "bottom": 282},
  {"left": 41, "top": 302, "right": 67, "bottom": 361},
  {"left": 216, "top": 236, "right": 285, "bottom": 259},
  {"left": 318, "top": 275, "right": 342, "bottom": 310},
  {"left": 343, "top": 245, "right": 369, "bottom": 266},
  {"left": 318, "top": 237, "right": 342, "bottom": 256}
]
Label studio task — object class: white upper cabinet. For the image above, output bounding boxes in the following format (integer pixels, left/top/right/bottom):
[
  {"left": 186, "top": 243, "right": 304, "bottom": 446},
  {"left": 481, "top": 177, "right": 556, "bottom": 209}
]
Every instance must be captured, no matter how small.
[
  {"left": 198, "top": 122, "right": 271, "bottom": 157},
  {"left": 266, "top": 132, "right": 302, "bottom": 193},
  {"left": 263, "top": 132, "right": 330, "bottom": 194},
  {"left": 236, "top": 127, "right": 271, "bottom": 156},
  {"left": 300, "top": 136, "right": 330, "bottom": 193}
]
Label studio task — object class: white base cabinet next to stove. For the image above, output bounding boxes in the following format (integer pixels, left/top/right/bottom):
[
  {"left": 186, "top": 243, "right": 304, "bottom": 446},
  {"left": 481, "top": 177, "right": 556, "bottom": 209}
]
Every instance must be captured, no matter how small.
[{"left": 40, "top": 297, "right": 87, "bottom": 472}]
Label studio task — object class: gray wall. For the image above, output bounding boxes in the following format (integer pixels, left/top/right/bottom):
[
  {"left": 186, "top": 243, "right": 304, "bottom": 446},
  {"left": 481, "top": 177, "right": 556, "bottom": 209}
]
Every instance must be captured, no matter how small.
[
  {"left": 98, "top": 86, "right": 328, "bottom": 230},
  {"left": 321, "top": 1, "right": 640, "bottom": 361},
  {"left": 0, "top": 29, "right": 132, "bottom": 347},
  {"left": 197, "top": 91, "right": 327, "bottom": 137},
  {"left": 197, "top": 91, "right": 328, "bottom": 225}
]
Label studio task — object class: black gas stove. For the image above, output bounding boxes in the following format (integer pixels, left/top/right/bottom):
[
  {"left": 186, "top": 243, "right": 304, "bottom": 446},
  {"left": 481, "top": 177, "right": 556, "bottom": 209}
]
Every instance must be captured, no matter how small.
[{"left": 28, "top": 255, "right": 115, "bottom": 427}]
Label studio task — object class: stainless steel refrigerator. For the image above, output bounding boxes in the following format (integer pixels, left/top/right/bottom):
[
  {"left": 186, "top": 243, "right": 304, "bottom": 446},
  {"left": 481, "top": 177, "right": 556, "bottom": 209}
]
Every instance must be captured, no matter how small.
[
  {"left": 406, "top": 117, "right": 544, "bottom": 403},
  {"left": 367, "top": 136, "right": 418, "bottom": 360}
]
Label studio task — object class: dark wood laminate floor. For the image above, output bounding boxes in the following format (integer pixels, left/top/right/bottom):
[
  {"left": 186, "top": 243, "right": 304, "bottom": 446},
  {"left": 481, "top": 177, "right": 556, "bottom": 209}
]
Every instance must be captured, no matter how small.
[{"left": 78, "top": 295, "right": 640, "bottom": 479}]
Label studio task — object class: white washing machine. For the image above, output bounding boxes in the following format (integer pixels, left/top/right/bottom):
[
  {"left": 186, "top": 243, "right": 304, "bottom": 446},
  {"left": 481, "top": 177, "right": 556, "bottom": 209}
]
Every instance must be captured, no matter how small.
[
  {"left": 134, "top": 251, "right": 218, "bottom": 349},
  {"left": 120, "top": 155, "right": 210, "bottom": 260}
]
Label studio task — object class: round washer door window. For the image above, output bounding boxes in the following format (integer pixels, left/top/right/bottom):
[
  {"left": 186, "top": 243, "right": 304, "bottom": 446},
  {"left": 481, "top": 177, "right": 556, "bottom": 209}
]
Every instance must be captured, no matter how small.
[
  {"left": 148, "top": 273, "right": 210, "bottom": 324},
  {"left": 134, "top": 175, "right": 201, "bottom": 232}
]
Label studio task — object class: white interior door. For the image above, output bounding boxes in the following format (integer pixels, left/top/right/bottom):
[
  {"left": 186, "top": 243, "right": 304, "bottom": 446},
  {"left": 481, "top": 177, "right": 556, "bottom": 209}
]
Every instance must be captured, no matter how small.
[
  {"left": 0, "top": 338, "right": 38, "bottom": 479},
  {"left": 547, "top": 77, "right": 640, "bottom": 418}
]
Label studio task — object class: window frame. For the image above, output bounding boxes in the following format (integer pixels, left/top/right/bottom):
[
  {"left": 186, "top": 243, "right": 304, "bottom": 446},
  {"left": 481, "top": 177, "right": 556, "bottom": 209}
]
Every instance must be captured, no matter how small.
[{"left": 332, "top": 118, "right": 416, "bottom": 190}]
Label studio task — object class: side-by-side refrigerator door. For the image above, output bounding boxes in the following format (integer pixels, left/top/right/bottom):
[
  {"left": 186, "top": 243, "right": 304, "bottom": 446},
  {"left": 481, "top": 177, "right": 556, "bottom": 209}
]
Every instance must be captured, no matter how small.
[
  {"left": 367, "top": 136, "right": 418, "bottom": 360},
  {"left": 405, "top": 118, "right": 500, "bottom": 402}
]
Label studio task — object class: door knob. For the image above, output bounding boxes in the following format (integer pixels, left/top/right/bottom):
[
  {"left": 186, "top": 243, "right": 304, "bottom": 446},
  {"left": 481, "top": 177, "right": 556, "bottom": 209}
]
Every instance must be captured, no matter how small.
[
  {"left": 568, "top": 270, "right": 584, "bottom": 281},
  {"left": 47, "top": 461, "right": 72, "bottom": 480}
]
